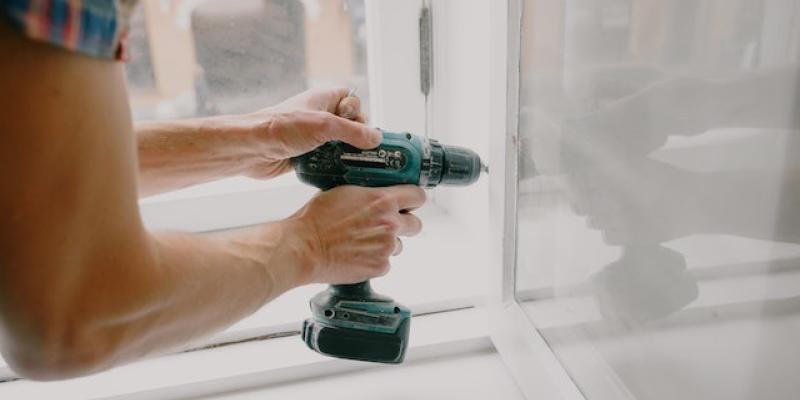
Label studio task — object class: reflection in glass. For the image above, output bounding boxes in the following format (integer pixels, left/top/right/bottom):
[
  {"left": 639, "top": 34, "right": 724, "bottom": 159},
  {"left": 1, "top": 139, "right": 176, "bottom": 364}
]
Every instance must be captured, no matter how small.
[{"left": 516, "top": 1, "right": 800, "bottom": 398}]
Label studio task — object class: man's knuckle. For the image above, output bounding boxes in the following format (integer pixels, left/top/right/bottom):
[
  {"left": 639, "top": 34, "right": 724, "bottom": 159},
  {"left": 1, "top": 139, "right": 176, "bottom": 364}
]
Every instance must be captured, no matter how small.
[
  {"left": 378, "top": 237, "right": 396, "bottom": 256},
  {"left": 411, "top": 216, "right": 423, "bottom": 232},
  {"left": 408, "top": 187, "right": 426, "bottom": 203},
  {"left": 370, "top": 189, "right": 389, "bottom": 200},
  {"left": 378, "top": 226, "right": 396, "bottom": 238},
  {"left": 268, "top": 112, "right": 290, "bottom": 132},
  {"left": 303, "top": 113, "right": 320, "bottom": 130},
  {"left": 369, "top": 257, "right": 391, "bottom": 273},
  {"left": 308, "top": 117, "right": 334, "bottom": 142},
  {"left": 354, "top": 128, "right": 370, "bottom": 142},
  {"left": 378, "top": 216, "right": 400, "bottom": 231},
  {"left": 288, "top": 110, "right": 310, "bottom": 121},
  {"left": 368, "top": 193, "right": 391, "bottom": 211},
  {"left": 374, "top": 262, "right": 391, "bottom": 277},
  {"left": 382, "top": 226, "right": 400, "bottom": 239}
]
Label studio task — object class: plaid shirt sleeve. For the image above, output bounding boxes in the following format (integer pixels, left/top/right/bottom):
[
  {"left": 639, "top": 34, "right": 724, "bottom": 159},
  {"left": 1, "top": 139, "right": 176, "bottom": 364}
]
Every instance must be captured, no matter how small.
[{"left": 0, "top": 0, "right": 138, "bottom": 60}]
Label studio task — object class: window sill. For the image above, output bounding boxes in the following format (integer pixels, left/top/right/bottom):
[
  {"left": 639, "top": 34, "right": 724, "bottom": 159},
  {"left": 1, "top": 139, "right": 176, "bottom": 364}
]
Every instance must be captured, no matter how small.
[
  {"left": 139, "top": 175, "right": 314, "bottom": 232},
  {"left": 0, "top": 308, "right": 490, "bottom": 399}
]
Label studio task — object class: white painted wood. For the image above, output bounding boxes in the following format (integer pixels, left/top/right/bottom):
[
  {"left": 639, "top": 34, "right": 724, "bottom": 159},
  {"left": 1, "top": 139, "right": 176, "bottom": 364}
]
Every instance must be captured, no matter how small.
[
  {"left": 139, "top": 177, "right": 314, "bottom": 233},
  {"left": 0, "top": 308, "right": 490, "bottom": 399},
  {"left": 191, "top": 349, "right": 524, "bottom": 400},
  {"left": 486, "top": 1, "right": 586, "bottom": 399},
  {"left": 365, "top": 0, "right": 426, "bottom": 134},
  {"left": 425, "top": 0, "right": 491, "bottom": 242}
]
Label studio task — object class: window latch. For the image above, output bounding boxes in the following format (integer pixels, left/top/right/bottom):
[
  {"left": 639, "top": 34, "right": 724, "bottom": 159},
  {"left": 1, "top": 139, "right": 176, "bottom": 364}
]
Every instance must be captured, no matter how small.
[{"left": 419, "top": 3, "right": 433, "bottom": 97}]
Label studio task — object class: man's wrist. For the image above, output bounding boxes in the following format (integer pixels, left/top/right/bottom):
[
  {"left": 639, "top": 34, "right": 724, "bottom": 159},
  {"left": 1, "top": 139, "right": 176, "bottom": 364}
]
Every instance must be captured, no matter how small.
[
  {"left": 223, "top": 218, "right": 319, "bottom": 297},
  {"left": 196, "top": 114, "right": 272, "bottom": 170},
  {"left": 273, "top": 217, "right": 321, "bottom": 287},
  {"left": 208, "top": 111, "right": 294, "bottom": 179}
]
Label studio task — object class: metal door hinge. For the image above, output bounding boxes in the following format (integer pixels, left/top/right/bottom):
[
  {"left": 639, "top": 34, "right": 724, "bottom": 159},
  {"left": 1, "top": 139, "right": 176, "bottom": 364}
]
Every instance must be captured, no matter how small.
[{"left": 419, "top": 2, "right": 433, "bottom": 96}]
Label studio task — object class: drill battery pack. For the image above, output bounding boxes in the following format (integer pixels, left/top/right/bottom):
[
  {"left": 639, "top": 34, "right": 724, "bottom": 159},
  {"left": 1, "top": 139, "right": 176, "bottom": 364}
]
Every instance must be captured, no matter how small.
[{"left": 301, "top": 318, "right": 411, "bottom": 364}]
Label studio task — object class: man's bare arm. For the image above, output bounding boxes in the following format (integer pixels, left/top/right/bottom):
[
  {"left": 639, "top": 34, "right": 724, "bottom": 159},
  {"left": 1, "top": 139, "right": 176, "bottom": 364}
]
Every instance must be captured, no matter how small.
[
  {"left": 135, "top": 117, "right": 266, "bottom": 196},
  {"left": 0, "top": 25, "right": 424, "bottom": 380},
  {"left": 0, "top": 23, "right": 305, "bottom": 380},
  {"left": 135, "top": 89, "right": 372, "bottom": 197}
]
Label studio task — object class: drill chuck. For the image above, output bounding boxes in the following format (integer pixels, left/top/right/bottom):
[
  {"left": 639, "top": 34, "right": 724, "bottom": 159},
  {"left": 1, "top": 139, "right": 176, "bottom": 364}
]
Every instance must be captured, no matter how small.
[{"left": 425, "top": 140, "right": 484, "bottom": 186}]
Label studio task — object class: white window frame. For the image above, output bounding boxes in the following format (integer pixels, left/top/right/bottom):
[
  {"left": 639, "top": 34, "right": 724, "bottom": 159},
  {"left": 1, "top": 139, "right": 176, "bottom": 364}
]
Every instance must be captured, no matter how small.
[
  {"left": 486, "top": 2, "right": 768, "bottom": 398},
  {"left": 0, "top": 308, "right": 491, "bottom": 399},
  {"left": 486, "top": 1, "right": 586, "bottom": 399},
  {"left": 0, "top": 0, "right": 494, "bottom": 396},
  {"left": 487, "top": 2, "right": 634, "bottom": 399}
]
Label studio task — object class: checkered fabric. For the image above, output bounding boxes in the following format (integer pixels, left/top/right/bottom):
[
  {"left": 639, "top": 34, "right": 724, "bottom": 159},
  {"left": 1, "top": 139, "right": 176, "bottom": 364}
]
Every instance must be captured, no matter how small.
[{"left": 0, "top": 0, "right": 138, "bottom": 60}]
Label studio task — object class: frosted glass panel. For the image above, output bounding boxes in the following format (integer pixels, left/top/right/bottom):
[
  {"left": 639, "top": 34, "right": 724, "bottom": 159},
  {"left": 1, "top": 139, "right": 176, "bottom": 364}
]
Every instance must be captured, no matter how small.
[{"left": 515, "top": 0, "right": 800, "bottom": 398}]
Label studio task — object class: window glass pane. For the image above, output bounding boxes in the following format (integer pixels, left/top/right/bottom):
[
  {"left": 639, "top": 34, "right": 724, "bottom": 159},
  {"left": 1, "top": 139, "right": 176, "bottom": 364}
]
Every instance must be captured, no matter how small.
[
  {"left": 126, "top": 0, "right": 369, "bottom": 121},
  {"left": 516, "top": 0, "right": 800, "bottom": 398}
]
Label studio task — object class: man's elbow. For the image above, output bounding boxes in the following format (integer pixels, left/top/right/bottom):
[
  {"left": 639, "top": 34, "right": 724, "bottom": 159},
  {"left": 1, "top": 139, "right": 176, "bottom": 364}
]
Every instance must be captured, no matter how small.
[
  {"left": 0, "top": 237, "right": 154, "bottom": 381},
  {"left": 1, "top": 311, "right": 115, "bottom": 381}
]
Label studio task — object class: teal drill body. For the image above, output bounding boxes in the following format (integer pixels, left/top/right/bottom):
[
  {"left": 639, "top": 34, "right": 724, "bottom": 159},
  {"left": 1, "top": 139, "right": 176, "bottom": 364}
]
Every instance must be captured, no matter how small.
[
  {"left": 295, "top": 131, "right": 425, "bottom": 188},
  {"left": 292, "top": 129, "right": 484, "bottom": 364}
]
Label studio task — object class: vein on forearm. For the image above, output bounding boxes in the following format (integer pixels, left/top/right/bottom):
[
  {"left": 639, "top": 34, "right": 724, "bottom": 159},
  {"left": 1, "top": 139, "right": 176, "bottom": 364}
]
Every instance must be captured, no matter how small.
[{"left": 136, "top": 118, "right": 263, "bottom": 196}]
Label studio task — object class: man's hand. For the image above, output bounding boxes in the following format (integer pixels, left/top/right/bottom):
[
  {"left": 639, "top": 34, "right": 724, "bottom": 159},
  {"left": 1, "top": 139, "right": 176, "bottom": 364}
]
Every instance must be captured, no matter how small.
[
  {"left": 136, "top": 88, "right": 379, "bottom": 196},
  {"left": 241, "top": 88, "right": 379, "bottom": 179},
  {"left": 286, "top": 185, "right": 426, "bottom": 285}
]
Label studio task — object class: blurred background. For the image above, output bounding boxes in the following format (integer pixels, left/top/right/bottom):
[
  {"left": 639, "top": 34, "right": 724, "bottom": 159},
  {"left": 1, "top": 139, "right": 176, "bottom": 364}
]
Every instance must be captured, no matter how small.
[{"left": 125, "top": 0, "right": 369, "bottom": 120}]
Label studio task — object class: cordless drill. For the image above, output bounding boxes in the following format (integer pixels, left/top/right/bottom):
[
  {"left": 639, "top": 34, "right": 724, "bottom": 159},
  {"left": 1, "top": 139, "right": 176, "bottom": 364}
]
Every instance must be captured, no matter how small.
[{"left": 292, "top": 130, "right": 486, "bottom": 364}]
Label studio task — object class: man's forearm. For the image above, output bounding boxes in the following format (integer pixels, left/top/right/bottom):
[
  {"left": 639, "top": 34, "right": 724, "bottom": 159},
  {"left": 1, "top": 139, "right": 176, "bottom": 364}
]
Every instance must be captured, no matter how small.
[
  {"left": 136, "top": 116, "right": 266, "bottom": 197},
  {"left": 100, "top": 222, "right": 309, "bottom": 369},
  {"left": 136, "top": 89, "right": 383, "bottom": 197},
  {"left": 2, "top": 219, "right": 310, "bottom": 380}
]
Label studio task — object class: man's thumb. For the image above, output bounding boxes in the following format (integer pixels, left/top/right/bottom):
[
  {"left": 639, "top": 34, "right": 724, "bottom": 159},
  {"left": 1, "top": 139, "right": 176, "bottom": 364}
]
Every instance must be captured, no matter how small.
[{"left": 330, "top": 116, "right": 382, "bottom": 149}]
